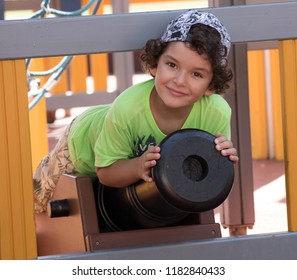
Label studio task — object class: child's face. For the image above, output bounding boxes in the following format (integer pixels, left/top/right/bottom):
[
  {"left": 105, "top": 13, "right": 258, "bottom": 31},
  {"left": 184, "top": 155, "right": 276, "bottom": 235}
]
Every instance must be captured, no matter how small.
[{"left": 150, "top": 41, "right": 213, "bottom": 110}]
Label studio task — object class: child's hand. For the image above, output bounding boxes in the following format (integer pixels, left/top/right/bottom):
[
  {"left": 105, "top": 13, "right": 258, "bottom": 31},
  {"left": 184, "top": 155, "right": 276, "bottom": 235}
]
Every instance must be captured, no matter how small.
[
  {"left": 138, "top": 146, "right": 161, "bottom": 182},
  {"left": 214, "top": 132, "right": 239, "bottom": 163}
]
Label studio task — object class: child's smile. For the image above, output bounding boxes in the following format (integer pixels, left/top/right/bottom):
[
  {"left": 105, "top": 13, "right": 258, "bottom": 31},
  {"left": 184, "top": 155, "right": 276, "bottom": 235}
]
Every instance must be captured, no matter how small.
[{"left": 150, "top": 41, "right": 214, "bottom": 112}]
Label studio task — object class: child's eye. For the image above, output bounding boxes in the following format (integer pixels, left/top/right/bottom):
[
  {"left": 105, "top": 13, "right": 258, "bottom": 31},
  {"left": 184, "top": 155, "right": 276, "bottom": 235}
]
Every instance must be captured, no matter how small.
[
  {"left": 166, "top": 62, "right": 177, "bottom": 68},
  {"left": 193, "top": 72, "right": 203, "bottom": 78}
]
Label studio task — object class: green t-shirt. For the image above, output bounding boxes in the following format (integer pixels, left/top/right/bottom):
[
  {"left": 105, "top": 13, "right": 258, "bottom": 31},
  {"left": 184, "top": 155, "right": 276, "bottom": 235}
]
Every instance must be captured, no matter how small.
[{"left": 68, "top": 79, "right": 231, "bottom": 177}]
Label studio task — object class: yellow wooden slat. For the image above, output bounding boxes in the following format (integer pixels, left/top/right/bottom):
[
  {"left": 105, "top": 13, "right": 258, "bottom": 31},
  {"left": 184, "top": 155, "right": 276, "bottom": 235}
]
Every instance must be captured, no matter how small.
[
  {"left": 270, "top": 49, "right": 284, "bottom": 160},
  {"left": 29, "top": 98, "right": 48, "bottom": 171},
  {"left": 279, "top": 40, "right": 297, "bottom": 231},
  {"left": 28, "top": 58, "right": 49, "bottom": 171},
  {"left": 5, "top": 60, "right": 27, "bottom": 259},
  {"left": 0, "top": 60, "right": 37, "bottom": 259},
  {"left": 0, "top": 60, "right": 14, "bottom": 259},
  {"left": 15, "top": 60, "right": 38, "bottom": 259},
  {"left": 90, "top": 53, "right": 108, "bottom": 91},
  {"left": 70, "top": 55, "right": 88, "bottom": 93},
  {"left": 248, "top": 50, "right": 268, "bottom": 159}
]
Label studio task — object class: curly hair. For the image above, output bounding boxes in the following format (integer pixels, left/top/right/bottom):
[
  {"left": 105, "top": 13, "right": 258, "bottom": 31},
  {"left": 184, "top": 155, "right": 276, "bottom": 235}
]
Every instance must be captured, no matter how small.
[{"left": 140, "top": 23, "right": 233, "bottom": 94}]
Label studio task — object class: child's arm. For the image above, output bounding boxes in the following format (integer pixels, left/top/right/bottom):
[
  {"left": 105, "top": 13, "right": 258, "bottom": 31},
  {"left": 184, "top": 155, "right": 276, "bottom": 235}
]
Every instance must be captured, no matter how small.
[
  {"left": 96, "top": 133, "right": 238, "bottom": 188},
  {"left": 96, "top": 146, "right": 161, "bottom": 188},
  {"left": 214, "top": 132, "right": 239, "bottom": 163}
]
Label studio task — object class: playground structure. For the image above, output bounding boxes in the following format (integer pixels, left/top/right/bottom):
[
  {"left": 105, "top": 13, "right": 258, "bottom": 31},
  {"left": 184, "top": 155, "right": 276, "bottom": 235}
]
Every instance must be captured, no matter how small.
[
  {"left": 36, "top": 129, "right": 235, "bottom": 256},
  {"left": 1, "top": 0, "right": 297, "bottom": 259}
]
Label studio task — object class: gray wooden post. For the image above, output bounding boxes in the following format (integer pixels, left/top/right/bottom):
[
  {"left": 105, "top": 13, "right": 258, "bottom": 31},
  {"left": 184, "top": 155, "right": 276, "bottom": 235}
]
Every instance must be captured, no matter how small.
[
  {"left": 209, "top": 0, "right": 255, "bottom": 235},
  {"left": 0, "top": 0, "right": 3, "bottom": 20}
]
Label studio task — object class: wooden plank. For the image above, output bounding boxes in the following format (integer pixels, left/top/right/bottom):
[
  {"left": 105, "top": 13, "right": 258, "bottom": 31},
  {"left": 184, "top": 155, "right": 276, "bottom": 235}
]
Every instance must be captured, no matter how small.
[
  {"left": 279, "top": 40, "right": 297, "bottom": 231},
  {"left": 248, "top": 50, "right": 268, "bottom": 159},
  {"left": 0, "top": 60, "right": 37, "bottom": 259},
  {"left": 40, "top": 232, "right": 297, "bottom": 260},
  {"left": 1, "top": 2, "right": 297, "bottom": 59}
]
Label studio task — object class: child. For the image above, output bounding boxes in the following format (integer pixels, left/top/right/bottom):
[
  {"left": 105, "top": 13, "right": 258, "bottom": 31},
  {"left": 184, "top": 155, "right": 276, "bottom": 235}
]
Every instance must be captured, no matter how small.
[{"left": 33, "top": 9, "right": 239, "bottom": 213}]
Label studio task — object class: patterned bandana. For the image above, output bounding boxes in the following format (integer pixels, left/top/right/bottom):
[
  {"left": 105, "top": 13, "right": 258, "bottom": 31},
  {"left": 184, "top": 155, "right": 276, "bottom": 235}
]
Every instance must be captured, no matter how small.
[{"left": 160, "top": 9, "right": 231, "bottom": 56}]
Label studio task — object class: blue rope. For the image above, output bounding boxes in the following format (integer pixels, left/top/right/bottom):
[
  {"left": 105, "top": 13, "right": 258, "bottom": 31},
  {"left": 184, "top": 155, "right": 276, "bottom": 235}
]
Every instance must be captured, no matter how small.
[
  {"left": 29, "top": 56, "right": 73, "bottom": 77},
  {"left": 45, "top": 0, "right": 100, "bottom": 17},
  {"left": 29, "top": 56, "right": 73, "bottom": 110},
  {"left": 28, "top": 0, "right": 102, "bottom": 110},
  {"left": 32, "top": 0, "right": 100, "bottom": 18},
  {"left": 30, "top": 0, "right": 50, "bottom": 19}
]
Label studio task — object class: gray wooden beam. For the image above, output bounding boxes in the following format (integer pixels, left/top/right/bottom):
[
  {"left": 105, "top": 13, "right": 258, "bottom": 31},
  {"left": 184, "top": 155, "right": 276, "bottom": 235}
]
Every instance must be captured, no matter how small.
[
  {"left": 0, "top": 2, "right": 297, "bottom": 60},
  {"left": 45, "top": 91, "right": 118, "bottom": 111},
  {"left": 39, "top": 232, "right": 297, "bottom": 260}
]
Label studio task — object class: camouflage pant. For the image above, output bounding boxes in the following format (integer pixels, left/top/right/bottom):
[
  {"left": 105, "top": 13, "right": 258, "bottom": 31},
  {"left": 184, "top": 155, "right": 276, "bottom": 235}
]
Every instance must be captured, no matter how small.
[{"left": 33, "top": 123, "right": 76, "bottom": 213}]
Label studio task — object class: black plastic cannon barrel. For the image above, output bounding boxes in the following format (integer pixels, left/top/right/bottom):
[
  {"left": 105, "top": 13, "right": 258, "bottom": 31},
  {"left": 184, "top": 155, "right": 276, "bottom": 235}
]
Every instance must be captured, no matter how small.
[{"left": 96, "top": 129, "right": 234, "bottom": 231}]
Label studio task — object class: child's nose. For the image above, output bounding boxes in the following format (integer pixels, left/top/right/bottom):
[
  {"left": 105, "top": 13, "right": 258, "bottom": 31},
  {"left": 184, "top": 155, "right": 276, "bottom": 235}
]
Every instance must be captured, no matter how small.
[{"left": 174, "top": 71, "right": 186, "bottom": 85}]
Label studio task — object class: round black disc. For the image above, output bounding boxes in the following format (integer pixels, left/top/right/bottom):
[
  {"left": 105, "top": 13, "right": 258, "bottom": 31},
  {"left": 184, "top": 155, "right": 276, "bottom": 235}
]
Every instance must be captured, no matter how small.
[{"left": 152, "top": 129, "right": 234, "bottom": 212}]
